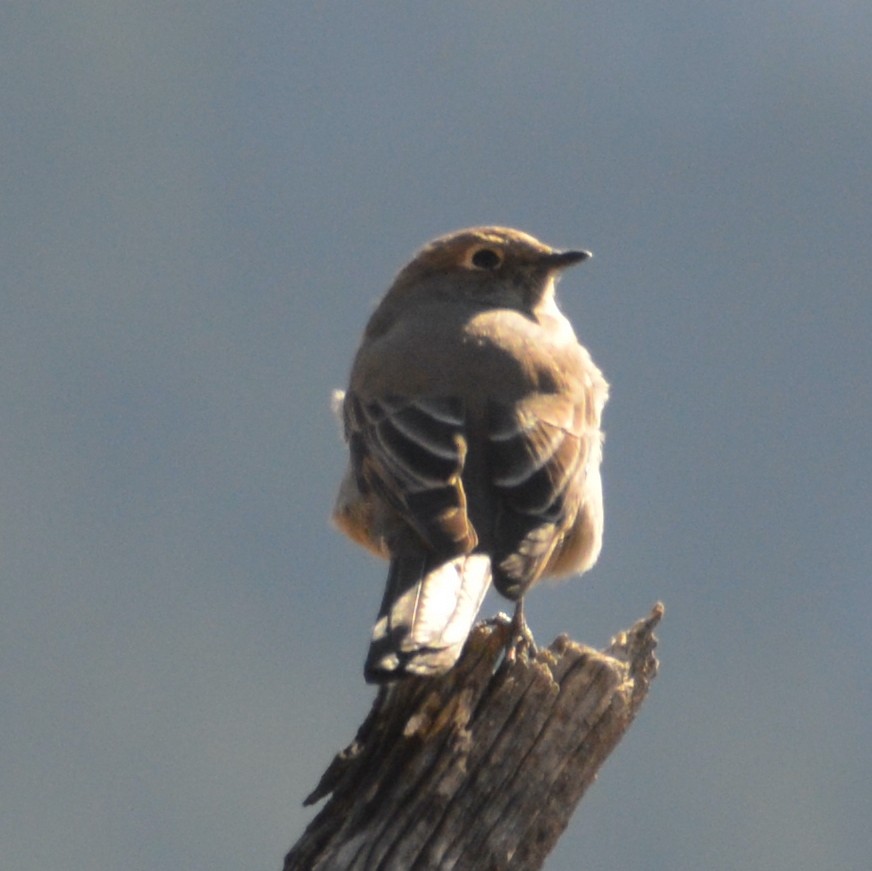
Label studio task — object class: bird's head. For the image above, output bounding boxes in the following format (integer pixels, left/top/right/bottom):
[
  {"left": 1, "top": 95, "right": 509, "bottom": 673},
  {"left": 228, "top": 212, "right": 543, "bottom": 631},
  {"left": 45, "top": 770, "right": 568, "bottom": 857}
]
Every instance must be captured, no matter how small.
[{"left": 388, "top": 226, "right": 592, "bottom": 311}]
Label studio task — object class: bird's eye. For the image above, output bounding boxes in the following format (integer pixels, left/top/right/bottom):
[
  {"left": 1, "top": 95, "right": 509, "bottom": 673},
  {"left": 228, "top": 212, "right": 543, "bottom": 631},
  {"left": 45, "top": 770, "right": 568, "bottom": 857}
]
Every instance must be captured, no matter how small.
[{"left": 470, "top": 247, "right": 503, "bottom": 270}]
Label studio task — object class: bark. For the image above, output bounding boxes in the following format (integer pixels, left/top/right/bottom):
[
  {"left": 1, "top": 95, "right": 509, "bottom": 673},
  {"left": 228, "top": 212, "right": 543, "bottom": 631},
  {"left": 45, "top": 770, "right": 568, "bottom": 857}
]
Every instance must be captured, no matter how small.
[{"left": 285, "top": 603, "right": 663, "bottom": 871}]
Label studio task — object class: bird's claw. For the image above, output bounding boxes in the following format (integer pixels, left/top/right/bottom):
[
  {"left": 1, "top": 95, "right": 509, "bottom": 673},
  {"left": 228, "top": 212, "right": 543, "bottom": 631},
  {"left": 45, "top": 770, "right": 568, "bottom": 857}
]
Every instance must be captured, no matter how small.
[{"left": 505, "top": 599, "right": 537, "bottom": 664}]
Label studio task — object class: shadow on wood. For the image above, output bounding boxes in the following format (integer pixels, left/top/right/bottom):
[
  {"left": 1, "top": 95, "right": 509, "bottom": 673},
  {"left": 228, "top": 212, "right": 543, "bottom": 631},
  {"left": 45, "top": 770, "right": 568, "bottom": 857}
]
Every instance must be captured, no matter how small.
[{"left": 285, "top": 603, "right": 663, "bottom": 871}]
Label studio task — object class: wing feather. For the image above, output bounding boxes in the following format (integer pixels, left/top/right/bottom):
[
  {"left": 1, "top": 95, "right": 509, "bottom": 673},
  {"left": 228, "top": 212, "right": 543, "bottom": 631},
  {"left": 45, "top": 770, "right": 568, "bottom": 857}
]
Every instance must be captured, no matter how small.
[
  {"left": 345, "top": 393, "right": 476, "bottom": 555},
  {"left": 487, "top": 394, "right": 596, "bottom": 595}
]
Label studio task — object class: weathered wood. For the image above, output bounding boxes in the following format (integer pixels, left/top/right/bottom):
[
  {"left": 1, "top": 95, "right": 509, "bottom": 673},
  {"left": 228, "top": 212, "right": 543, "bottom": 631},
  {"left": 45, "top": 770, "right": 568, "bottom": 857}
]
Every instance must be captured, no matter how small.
[{"left": 285, "top": 604, "right": 663, "bottom": 871}]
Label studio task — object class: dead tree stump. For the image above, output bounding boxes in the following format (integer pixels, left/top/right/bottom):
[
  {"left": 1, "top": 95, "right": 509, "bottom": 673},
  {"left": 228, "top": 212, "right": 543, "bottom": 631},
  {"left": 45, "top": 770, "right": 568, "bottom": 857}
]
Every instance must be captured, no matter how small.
[{"left": 285, "top": 603, "right": 663, "bottom": 871}]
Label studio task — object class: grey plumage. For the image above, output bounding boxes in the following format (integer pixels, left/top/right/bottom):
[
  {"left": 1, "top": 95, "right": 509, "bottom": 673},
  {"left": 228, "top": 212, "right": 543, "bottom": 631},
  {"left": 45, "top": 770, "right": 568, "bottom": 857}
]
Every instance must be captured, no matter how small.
[{"left": 333, "top": 227, "right": 608, "bottom": 682}]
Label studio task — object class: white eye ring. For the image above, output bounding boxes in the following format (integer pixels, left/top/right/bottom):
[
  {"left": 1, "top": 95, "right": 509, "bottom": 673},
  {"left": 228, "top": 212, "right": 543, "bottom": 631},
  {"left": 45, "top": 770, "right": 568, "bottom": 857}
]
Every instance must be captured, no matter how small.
[{"left": 466, "top": 246, "right": 503, "bottom": 271}]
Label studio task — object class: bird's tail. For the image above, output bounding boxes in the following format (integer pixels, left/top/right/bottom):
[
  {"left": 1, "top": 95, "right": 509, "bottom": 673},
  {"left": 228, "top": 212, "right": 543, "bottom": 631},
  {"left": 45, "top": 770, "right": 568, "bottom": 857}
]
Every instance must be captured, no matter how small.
[{"left": 364, "top": 552, "right": 492, "bottom": 683}]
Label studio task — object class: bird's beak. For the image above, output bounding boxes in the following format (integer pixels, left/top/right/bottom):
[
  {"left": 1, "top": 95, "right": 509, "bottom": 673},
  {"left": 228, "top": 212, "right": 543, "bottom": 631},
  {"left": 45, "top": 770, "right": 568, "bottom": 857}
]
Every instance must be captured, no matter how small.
[{"left": 542, "top": 249, "right": 592, "bottom": 271}]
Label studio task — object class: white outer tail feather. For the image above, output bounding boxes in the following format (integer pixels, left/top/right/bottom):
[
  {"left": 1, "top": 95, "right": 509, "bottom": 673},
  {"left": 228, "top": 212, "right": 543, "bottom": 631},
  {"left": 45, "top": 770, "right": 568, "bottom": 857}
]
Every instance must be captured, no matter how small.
[{"left": 365, "top": 554, "right": 492, "bottom": 681}]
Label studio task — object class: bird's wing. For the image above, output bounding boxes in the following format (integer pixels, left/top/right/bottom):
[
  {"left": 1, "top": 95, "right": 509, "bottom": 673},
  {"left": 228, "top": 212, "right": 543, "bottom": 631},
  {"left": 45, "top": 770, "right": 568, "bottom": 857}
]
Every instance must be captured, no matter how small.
[
  {"left": 487, "top": 390, "right": 600, "bottom": 596},
  {"left": 344, "top": 392, "right": 478, "bottom": 556}
]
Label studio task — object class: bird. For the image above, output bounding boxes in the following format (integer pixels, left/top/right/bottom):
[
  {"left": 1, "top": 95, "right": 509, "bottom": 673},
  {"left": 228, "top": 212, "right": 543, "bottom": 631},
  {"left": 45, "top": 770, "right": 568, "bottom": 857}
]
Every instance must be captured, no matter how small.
[{"left": 332, "top": 226, "right": 609, "bottom": 683}]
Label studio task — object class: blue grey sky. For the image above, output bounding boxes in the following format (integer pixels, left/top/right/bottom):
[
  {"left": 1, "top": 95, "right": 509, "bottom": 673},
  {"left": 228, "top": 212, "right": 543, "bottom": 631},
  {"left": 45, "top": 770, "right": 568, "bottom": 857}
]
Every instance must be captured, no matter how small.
[{"left": 2, "top": 4, "right": 870, "bottom": 870}]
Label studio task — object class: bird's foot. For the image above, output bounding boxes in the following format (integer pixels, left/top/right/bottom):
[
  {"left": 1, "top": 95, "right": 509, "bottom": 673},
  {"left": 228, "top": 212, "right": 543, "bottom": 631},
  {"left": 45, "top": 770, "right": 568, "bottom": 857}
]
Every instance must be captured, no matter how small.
[{"left": 505, "top": 599, "right": 537, "bottom": 664}]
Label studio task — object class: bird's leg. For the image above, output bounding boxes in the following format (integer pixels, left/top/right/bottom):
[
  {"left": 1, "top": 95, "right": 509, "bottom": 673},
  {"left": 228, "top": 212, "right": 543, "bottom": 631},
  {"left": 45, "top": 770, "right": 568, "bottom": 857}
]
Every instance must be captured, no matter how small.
[{"left": 505, "top": 597, "right": 537, "bottom": 663}]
